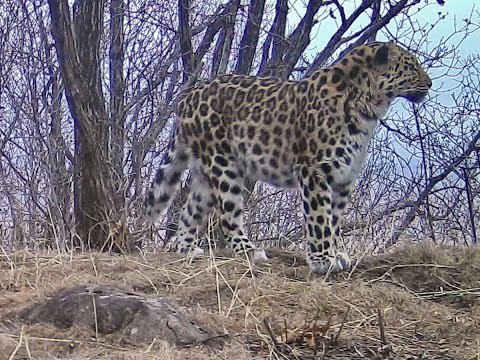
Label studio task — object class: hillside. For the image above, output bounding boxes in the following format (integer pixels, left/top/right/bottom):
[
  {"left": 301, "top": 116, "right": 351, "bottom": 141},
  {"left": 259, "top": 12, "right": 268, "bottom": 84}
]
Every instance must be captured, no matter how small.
[{"left": 1, "top": 244, "right": 479, "bottom": 359}]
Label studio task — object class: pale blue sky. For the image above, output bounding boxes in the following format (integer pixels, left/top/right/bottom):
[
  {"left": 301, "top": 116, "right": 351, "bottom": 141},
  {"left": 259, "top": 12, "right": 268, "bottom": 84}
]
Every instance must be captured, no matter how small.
[
  {"left": 294, "top": 1, "right": 478, "bottom": 64},
  {"left": 417, "top": 1, "right": 477, "bottom": 54}
]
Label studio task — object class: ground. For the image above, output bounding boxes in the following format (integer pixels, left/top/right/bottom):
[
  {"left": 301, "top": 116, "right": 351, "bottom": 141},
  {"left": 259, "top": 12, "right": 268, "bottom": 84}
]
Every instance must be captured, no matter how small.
[{"left": 0, "top": 243, "right": 479, "bottom": 359}]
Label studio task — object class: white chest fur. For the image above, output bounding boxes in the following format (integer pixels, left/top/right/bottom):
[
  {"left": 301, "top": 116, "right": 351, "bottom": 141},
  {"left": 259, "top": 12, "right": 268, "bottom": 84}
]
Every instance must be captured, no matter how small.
[{"left": 332, "top": 119, "right": 378, "bottom": 185}]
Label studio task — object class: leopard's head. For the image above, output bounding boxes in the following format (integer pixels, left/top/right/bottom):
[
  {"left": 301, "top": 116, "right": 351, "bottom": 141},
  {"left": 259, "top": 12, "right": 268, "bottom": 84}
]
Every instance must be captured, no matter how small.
[{"left": 368, "top": 41, "right": 432, "bottom": 103}]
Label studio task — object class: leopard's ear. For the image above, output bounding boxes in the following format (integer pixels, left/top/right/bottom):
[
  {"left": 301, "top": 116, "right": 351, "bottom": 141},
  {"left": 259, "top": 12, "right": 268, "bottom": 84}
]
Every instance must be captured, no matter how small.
[
  {"left": 374, "top": 44, "right": 390, "bottom": 65},
  {"left": 374, "top": 41, "right": 400, "bottom": 65}
]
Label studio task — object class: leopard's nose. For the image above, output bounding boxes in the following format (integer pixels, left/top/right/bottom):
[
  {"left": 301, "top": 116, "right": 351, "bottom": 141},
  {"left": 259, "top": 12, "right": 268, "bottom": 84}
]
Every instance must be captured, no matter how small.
[{"left": 426, "top": 77, "right": 432, "bottom": 89}]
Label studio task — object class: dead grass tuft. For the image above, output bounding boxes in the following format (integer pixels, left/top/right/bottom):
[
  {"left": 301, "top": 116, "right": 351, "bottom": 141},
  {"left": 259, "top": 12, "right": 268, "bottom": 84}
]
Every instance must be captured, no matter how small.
[
  {"left": 1, "top": 244, "right": 479, "bottom": 359},
  {"left": 357, "top": 242, "right": 480, "bottom": 306}
]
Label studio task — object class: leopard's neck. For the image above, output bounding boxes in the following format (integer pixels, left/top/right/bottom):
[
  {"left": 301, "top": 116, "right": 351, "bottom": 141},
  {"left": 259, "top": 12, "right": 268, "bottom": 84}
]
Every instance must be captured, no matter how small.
[{"left": 308, "top": 61, "right": 391, "bottom": 120}]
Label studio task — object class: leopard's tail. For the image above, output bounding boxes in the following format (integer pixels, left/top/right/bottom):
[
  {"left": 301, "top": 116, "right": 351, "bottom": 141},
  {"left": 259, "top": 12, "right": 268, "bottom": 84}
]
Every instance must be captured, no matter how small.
[{"left": 145, "top": 130, "right": 191, "bottom": 223}]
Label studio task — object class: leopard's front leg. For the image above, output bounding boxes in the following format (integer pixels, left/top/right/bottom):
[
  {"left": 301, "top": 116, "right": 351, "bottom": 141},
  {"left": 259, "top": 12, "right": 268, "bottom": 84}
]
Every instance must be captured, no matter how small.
[{"left": 297, "top": 166, "right": 351, "bottom": 275}]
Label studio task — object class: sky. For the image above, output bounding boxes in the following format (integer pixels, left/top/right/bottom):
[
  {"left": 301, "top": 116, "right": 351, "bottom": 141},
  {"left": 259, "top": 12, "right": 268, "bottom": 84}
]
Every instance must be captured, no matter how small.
[
  {"left": 294, "top": 1, "right": 478, "bottom": 65},
  {"left": 418, "top": 1, "right": 477, "bottom": 54}
]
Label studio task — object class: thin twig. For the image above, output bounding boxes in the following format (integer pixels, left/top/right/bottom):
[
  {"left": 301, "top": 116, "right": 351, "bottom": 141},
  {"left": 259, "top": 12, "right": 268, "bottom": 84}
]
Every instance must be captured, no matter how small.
[
  {"left": 92, "top": 293, "right": 99, "bottom": 343},
  {"left": 333, "top": 306, "right": 350, "bottom": 343},
  {"left": 377, "top": 307, "right": 387, "bottom": 345},
  {"left": 263, "top": 318, "right": 280, "bottom": 348},
  {"left": 8, "top": 326, "right": 24, "bottom": 360}
]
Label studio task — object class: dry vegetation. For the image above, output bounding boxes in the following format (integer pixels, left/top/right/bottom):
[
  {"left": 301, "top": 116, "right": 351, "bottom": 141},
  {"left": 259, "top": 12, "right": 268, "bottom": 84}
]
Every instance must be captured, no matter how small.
[
  {"left": 1, "top": 244, "right": 479, "bottom": 359},
  {"left": 1, "top": 2, "right": 478, "bottom": 359}
]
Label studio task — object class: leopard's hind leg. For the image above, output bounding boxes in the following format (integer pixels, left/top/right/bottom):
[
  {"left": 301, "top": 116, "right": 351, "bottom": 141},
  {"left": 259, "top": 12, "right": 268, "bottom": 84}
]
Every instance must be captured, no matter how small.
[
  {"left": 172, "top": 167, "right": 217, "bottom": 256},
  {"left": 203, "top": 154, "right": 267, "bottom": 263}
]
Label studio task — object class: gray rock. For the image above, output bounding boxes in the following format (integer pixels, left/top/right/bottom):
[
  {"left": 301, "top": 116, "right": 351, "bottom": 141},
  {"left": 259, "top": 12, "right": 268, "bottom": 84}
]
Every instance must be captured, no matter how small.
[{"left": 15, "top": 285, "right": 222, "bottom": 346}]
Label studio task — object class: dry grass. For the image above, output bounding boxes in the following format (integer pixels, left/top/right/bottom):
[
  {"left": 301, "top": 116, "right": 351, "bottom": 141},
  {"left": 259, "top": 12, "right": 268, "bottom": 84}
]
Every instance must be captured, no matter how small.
[{"left": 0, "top": 243, "right": 479, "bottom": 359}]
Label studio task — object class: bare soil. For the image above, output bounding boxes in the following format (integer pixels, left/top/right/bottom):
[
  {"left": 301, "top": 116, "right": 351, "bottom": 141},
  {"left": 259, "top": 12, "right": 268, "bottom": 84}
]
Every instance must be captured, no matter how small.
[{"left": 1, "top": 243, "right": 479, "bottom": 359}]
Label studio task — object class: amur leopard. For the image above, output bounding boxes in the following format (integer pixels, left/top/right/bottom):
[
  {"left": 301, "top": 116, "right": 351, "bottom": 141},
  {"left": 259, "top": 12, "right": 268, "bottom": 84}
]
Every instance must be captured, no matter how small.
[{"left": 145, "top": 41, "right": 432, "bottom": 274}]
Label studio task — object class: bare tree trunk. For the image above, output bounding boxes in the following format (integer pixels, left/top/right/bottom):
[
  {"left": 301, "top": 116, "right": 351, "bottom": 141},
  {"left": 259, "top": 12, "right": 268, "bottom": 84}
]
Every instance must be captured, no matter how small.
[
  {"left": 274, "top": 0, "right": 323, "bottom": 78},
  {"left": 235, "top": 0, "right": 266, "bottom": 75},
  {"left": 258, "top": 0, "right": 287, "bottom": 76},
  {"left": 48, "top": 0, "right": 127, "bottom": 251},
  {"left": 109, "top": 0, "right": 126, "bottom": 209},
  {"left": 178, "top": 0, "right": 194, "bottom": 81},
  {"left": 211, "top": 2, "right": 238, "bottom": 76}
]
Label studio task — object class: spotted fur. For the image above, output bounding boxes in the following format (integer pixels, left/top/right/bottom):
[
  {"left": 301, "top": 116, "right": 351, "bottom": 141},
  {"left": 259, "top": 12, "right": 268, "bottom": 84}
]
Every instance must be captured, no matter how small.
[{"left": 145, "top": 41, "right": 432, "bottom": 274}]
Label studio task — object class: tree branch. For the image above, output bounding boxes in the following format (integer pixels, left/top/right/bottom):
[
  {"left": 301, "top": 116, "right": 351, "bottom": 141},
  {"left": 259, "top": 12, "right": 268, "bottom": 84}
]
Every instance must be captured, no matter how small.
[
  {"left": 386, "top": 128, "right": 480, "bottom": 249},
  {"left": 342, "top": 0, "right": 413, "bottom": 54},
  {"left": 278, "top": 0, "right": 327, "bottom": 78},
  {"left": 178, "top": 0, "right": 194, "bottom": 81},
  {"left": 332, "top": 0, "right": 346, "bottom": 23},
  {"left": 367, "top": 0, "right": 381, "bottom": 42},
  {"left": 307, "top": 0, "right": 374, "bottom": 74},
  {"left": 258, "top": 0, "right": 288, "bottom": 76},
  {"left": 195, "top": 0, "right": 240, "bottom": 66},
  {"left": 109, "top": 0, "right": 126, "bottom": 191},
  {"left": 235, "top": 0, "right": 266, "bottom": 75}
]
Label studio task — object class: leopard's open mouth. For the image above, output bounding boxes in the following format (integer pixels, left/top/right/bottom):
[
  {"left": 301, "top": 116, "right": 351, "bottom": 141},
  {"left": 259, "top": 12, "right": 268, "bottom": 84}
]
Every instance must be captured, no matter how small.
[{"left": 403, "top": 90, "right": 428, "bottom": 103}]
